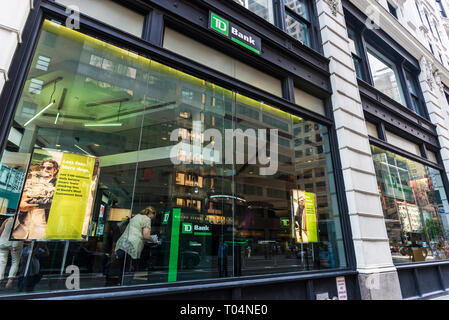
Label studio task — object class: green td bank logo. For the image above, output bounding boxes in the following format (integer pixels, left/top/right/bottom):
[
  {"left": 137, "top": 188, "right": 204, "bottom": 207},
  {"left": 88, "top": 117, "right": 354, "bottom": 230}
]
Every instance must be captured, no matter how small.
[
  {"left": 209, "top": 11, "right": 261, "bottom": 55},
  {"left": 211, "top": 13, "right": 229, "bottom": 36},
  {"left": 182, "top": 222, "right": 193, "bottom": 234},
  {"left": 162, "top": 212, "right": 170, "bottom": 225}
]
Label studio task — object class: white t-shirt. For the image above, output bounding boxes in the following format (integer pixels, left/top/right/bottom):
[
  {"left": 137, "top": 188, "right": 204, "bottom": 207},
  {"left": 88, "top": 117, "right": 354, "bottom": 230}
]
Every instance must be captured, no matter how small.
[{"left": 115, "top": 214, "right": 152, "bottom": 259}]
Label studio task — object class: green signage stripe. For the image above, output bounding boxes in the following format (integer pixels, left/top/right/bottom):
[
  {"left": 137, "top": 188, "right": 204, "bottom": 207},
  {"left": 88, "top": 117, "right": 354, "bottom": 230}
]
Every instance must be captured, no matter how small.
[
  {"left": 194, "top": 232, "right": 212, "bottom": 236},
  {"left": 231, "top": 37, "right": 260, "bottom": 54},
  {"left": 168, "top": 208, "right": 181, "bottom": 282},
  {"left": 225, "top": 240, "right": 248, "bottom": 244}
]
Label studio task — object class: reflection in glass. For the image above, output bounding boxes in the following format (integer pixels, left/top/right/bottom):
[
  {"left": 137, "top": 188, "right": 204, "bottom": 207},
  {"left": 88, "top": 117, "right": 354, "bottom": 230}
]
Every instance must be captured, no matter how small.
[
  {"left": 285, "top": 0, "right": 309, "bottom": 20},
  {"left": 367, "top": 48, "right": 405, "bottom": 105},
  {"left": 347, "top": 28, "right": 363, "bottom": 79},
  {"left": 405, "top": 71, "right": 424, "bottom": 116},
  {"left": 285, "top": 13, "right": 310, "bottom": 46},
  {"left": 372, "top": 145, "right": 449, "bottom": 264},
  {"left": 0, "top": 20, "right": 346, "bottom": 295},
  {"left": 233, "top": 0, "right": 274, "bottom": 23}
]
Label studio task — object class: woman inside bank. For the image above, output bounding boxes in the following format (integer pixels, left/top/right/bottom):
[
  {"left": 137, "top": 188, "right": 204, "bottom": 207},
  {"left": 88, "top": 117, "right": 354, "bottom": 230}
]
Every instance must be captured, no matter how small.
[{"left": 114, "top": 206, "right": 158, "bottom": 285}]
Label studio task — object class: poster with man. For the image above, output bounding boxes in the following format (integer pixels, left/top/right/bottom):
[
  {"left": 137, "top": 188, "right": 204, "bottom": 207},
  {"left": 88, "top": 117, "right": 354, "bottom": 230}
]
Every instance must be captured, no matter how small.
[
  {"left": 291, "top": 190, "right": 318, "bottom": 243},
  {"left": 11, "top": 148, "right": 100, "bottom": 240}
]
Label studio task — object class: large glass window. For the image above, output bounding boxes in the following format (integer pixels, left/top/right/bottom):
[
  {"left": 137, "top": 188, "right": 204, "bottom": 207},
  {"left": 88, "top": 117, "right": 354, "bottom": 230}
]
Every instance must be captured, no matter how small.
[
  {"left": 285, "top": 0, "right": 312, "bottom": 47},
  {"left": 232, "top": 0, "right": 316, "bottom": 49},
  {"left": 232, "top": 0, "right": 275, "bottom": 24},
  {"left": 0, "top": 20, "right": 346, "bottom": 296},
  {"left": 405, "top": 71, "right": 425, "bottom": 117},
  {"left": 347, "top": 28, "right": 363, "bottom": 80},
  {"left": 366, "top": 46, "right": 406, "bottom": 106},
  {"left": 346, "top": 25, "right": 428, "bottom": 118},
  {"left": 372, "top": 145, "right": 449, "bottom": 264}
]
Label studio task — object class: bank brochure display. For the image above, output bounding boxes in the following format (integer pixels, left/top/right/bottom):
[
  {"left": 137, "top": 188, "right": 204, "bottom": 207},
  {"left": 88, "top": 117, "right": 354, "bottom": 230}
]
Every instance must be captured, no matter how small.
[
  {"left": 10, "top": 148, "right": 100, "bottom": 240},
  {"left": 291, "top": 190, "right": 318, "bottom": 243}
]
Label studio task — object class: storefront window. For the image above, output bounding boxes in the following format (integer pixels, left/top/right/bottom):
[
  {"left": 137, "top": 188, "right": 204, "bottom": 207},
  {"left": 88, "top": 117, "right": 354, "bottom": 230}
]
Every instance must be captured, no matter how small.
[
  {"left": 371, "top": 145, "right": 449, "bottom": 264},
  {"left": 0, "top": 20, "right": 346, "bottom": 295}
]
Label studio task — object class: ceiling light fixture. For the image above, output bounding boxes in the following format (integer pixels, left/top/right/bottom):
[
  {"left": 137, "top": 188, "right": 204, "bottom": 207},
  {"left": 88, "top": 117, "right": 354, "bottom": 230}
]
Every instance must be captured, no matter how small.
[
  {"left": 24, "top": 100, "right": 56, "bottom": 127},
  {"left": 86, "top": 97, "right": 129, "bottom": 107},
  {"left": 74, "top": 144, "right": 92, "bottom": 156},
  {"left": 83, "top": 123, "right": 123, "bottom": 127}
]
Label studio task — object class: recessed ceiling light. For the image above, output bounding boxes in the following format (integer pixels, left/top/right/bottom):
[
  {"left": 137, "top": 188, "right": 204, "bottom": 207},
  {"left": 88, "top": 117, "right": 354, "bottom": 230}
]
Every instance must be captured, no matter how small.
[{"left": 84, "top": 123, "right": 122, "bottom": 127}]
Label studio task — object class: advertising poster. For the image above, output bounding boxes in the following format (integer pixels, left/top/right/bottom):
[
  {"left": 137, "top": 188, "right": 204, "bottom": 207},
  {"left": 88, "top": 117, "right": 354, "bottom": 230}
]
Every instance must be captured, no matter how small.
[
  {"left": 397, "top": 202, "right": 422, "bottom": 233},
  {"left": 410, "top": 178, "right": 431, "bottom": 207},
  {"left": 11, "top": 148, "right": 100, "bottom": 240},
  {"left": 291, "top": 190, "right": 318, "bottom": 243}
]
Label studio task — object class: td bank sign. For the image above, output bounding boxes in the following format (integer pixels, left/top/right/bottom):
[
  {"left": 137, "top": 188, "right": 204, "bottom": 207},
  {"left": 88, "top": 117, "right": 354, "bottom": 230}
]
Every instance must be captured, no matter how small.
[{"left": 209, "top": 12, "right": 262, "bottom": 55}]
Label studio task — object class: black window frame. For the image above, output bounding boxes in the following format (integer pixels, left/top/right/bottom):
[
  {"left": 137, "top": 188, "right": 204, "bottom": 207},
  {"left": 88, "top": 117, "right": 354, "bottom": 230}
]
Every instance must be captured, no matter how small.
[
  {"left": 437, "top": 0, "right": 447, "bottom": 18},
  {"left": 404, "top": 69, "right": 427, "bottom": 117},
  {"left": 347, "top": 27, "right": 366, "bottom": 81},
  {"left": 425, "top": 12, "right": 434, "bottom": 36},
  {"left": 435, "top": 20, "right": 443, "bottom": 44},
  {"left": 283, "top": 0, "right": 312, "bottom": 45},
  {"left": 345, "top": 19, "right": 429, "bottom": 120},
  {"left": 416, "top": 1, "right": 423, "bottom": 22},
  {"left": 231, "top": 0, "right": 322, "bottom": 52},
  {"left": 282, "top": 0, "right": 320, "bottom": 51},
  {"left": 387, "top": 1, "right": 398, "bottom": 19}
]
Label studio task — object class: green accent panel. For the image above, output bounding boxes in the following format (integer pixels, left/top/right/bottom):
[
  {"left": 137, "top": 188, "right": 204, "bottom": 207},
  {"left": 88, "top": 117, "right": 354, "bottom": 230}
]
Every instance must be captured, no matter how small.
[
  {"left": 231, "top": 37, "right": 260, "bottom": 55},
  {"left": 225, "top": 240, "right": 248, "bottom": 244},
  {"left": 168, "top": 208, "right": 181, "bottom": 282},
  {"left": 194, "top": 232, "right": 212, "bottom": 236}
]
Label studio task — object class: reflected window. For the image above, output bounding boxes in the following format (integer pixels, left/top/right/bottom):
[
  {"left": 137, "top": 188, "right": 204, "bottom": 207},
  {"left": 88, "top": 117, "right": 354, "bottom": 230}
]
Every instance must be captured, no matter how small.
[{"left": 372, "top": 145, "right": 449, "bottom": 264}]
